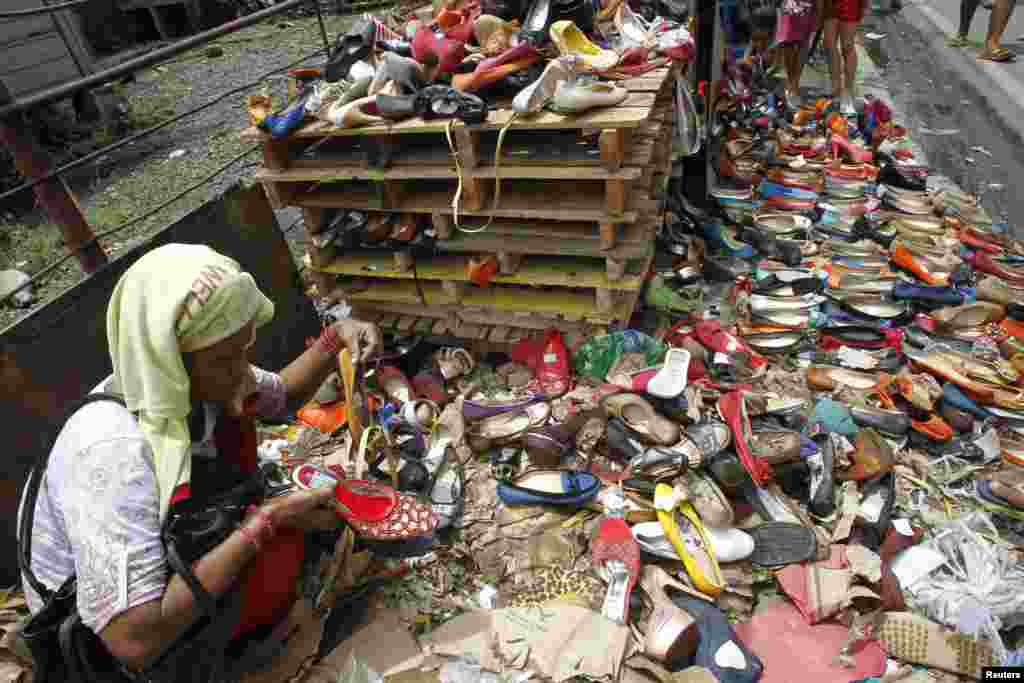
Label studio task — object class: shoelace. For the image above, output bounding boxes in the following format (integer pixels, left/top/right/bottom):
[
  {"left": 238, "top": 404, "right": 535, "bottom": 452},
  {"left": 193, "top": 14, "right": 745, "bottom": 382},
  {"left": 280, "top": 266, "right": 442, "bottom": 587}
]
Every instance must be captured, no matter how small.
[{"left": 445, "top": 114, "right": 515, "bottom": 233}]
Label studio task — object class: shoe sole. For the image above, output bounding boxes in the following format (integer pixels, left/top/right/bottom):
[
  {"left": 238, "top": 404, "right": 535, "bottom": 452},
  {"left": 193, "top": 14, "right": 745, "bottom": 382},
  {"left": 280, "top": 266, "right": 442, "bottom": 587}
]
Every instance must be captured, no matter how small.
[{"left": 876, "top": 612, "right": 999, "bottom": 678}]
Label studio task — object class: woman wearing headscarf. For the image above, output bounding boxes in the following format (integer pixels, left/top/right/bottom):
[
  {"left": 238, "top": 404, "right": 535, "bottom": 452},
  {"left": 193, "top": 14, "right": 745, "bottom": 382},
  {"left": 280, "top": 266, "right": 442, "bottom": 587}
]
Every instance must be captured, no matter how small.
[{"left": 19, "top": 244, "right": 382, "bottom": 680}]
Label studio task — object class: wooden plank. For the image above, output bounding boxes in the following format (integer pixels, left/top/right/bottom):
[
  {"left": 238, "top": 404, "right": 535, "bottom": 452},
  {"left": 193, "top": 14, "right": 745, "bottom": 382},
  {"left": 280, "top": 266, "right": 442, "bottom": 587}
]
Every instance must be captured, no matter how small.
[
  {"left": 606, "top": 179, "right": 627, "bottom": 215},
  {"left": 240, "top": 88, "right": 665, "bottom": 143},
  {"left": 436, "top": 216, "right": 653, "bottom": 245},
  {"left": 289, "top": 126, "right": 657, "bottom": 172},
  {"left": 293, "top": 182, "right": 640, "bottom": 224},
  {"left": 255, "top": 164, "right": 643, "bottom": 182},
  {"left": 313, "top": 251, "right": 645, "bottom": 290},
  {"left": 436, "top": 222, "right": 654, "bottom": 260},
  {"left": 334, "top": 280, "right": 635, "bottom": 323}
]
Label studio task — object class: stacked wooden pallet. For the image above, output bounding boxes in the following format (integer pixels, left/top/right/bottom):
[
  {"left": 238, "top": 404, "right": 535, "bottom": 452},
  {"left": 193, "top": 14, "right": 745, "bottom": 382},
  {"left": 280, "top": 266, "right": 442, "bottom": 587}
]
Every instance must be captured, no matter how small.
[{"left": 242, "top": 66, "right": 677, "bottom": 340}]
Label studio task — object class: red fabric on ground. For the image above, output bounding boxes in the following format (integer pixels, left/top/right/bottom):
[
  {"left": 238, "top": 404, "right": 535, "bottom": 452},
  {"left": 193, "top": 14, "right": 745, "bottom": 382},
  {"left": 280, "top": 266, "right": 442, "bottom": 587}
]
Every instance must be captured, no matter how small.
[{"left": 734, "top": 599, "right": 886, "bottom": 683}]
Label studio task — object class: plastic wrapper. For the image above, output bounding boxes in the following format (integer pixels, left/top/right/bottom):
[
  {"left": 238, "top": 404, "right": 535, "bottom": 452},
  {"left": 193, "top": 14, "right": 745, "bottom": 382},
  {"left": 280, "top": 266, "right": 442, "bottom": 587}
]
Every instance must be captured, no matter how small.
[
  {"left": 572, "top": 330, "right": 667, "bottom": 381},
  {"left": 902, "top": 512, "right": 1024, "bottom": 664}
]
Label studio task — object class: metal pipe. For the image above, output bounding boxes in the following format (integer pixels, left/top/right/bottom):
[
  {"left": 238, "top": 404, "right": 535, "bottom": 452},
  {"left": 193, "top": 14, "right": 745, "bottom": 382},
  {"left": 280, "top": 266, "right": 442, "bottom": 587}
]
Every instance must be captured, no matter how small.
[
  {"left": 314, "top": 0, "right": 333, "bottom": 56},
  {"left": 0, "top": 0, "right": 311, "bottom": 119}
]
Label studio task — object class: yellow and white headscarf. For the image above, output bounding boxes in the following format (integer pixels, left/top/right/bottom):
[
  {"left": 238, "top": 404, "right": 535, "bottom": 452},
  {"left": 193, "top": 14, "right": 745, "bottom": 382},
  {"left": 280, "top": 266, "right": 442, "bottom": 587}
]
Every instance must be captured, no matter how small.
[{"left": 106, "top": 244, "right": 275, "bottom": 521}]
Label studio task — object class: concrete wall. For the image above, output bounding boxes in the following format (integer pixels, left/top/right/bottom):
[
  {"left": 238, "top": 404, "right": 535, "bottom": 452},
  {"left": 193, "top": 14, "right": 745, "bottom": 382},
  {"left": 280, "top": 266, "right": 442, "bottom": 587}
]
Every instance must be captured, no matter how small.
[{"left": 0, "top": 182, "right": 320, "bottom": 585}]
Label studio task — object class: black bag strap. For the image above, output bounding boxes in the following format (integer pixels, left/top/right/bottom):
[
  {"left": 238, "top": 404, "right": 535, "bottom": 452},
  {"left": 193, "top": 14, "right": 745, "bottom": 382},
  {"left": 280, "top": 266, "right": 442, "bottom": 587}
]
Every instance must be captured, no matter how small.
[
  {"left": 19, "top": 393, "right": 127, "bottom": 603},
  {"left": 164, "top": 543, "right": 219, "bottom": 619}
]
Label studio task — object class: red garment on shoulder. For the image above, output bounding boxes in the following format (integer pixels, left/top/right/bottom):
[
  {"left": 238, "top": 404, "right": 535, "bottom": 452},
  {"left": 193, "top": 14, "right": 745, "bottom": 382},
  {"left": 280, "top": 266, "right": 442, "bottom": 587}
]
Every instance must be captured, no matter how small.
[{"left": 170, "top": 415, "right": 305, "bottom": 639}]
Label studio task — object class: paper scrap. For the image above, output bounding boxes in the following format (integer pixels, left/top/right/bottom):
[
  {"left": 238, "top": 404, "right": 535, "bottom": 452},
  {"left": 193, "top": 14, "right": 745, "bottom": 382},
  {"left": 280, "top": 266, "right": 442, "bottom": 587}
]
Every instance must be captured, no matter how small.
[{"left": 865, "top": 32, "right": 887, "bottom": 39}]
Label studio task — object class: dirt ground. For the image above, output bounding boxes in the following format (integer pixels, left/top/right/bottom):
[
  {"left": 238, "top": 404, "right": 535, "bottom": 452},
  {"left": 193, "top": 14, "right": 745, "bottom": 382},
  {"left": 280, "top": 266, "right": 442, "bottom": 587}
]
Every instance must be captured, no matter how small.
[{"left": 0, "top": 9, "right": 375, "bottom": 330}]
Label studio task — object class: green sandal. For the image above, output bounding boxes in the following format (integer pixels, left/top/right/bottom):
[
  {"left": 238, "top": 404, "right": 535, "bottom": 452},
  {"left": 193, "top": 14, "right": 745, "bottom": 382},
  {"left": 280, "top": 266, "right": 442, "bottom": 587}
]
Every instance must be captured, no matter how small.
[
  {"left": 645, "top": 274, "right": 703, "bottom": 313},
  {"left": 947, "top": 34, "right": 969, "bottom": 47}
]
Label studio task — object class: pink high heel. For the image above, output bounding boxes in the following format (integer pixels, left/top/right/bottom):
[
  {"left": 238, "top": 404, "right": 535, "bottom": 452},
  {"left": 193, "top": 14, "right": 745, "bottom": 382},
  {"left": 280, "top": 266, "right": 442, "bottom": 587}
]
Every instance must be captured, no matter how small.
[{"left": 830, "top": 135, "right": 873, "bottom": 164}]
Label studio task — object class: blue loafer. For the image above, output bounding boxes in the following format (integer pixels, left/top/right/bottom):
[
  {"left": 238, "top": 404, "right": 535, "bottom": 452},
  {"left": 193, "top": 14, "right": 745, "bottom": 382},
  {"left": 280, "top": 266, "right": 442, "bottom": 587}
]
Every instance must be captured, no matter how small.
[
  {"left": 941, "top": 383, "right": 994, "bottom": 420},
  {"left": 497, "top": 469, "right": 601, "bottom": 506},
  {"left": 758, "top": 180, "right": 819, "bottom": 201},
  {"left": 260, "top": 97, "right": 309, "bottom": 139},
  {"left": 891, "top": 282, "right": 966, "bottom": 306}
]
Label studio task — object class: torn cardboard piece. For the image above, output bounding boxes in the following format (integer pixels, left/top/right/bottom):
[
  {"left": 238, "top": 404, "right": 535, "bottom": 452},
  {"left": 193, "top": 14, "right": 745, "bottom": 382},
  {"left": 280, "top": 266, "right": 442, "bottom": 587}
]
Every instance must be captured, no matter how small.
[
  {"left": 311, "top": 609, "right": 424, "bottom": 681},
  {"left": 422, "top": 605, "right": 630, "bottom": 682}
]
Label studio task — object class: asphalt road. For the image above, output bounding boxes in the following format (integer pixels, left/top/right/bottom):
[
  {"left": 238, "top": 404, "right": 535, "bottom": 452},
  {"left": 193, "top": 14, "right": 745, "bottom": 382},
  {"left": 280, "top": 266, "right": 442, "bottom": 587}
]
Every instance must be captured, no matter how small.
[{"left": 858, "top": 3, "right": 1024, "bottom": 231}]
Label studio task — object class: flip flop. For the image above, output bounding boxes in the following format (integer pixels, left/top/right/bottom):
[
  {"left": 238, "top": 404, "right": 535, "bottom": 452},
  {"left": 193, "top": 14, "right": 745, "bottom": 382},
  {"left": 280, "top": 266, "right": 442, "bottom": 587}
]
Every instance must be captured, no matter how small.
[
  {"left": 747, "top": 521, "right": 818, "bottom": 567},
  {"left": 655, "top": 483, "right": 725, "bottom": 598},
  {"left": 978, "top": 46, "right": 1015, "bottom": 62}
]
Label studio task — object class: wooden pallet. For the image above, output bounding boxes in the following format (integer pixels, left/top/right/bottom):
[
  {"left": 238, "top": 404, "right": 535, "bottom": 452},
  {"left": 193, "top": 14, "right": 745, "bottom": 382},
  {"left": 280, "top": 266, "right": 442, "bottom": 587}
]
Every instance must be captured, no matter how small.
[
  {"left": 242, "top": 68, "right": 676, "bottom": 175},
  {"left": 255, "top": 62, "right": 681, "bottom": 336},
  {"left": 353, "top": 308, "right": 597, "bottom": 351}
]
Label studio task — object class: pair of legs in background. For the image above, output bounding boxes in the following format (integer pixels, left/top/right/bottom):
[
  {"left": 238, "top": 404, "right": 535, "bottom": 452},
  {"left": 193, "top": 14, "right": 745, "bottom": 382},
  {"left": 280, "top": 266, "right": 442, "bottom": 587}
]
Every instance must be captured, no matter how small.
[
  {"left": 822, "top": 0, "right": 864, "bottom": 113},
  {"left": 952, "top": 0, "right": 1017, "bottom": 61}
]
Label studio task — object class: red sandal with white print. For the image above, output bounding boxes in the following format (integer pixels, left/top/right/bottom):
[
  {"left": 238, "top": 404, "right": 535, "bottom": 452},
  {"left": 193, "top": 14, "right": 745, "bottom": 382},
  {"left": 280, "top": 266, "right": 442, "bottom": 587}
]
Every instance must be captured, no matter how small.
[{"left": 291, "top": 464, "right": 438, "bottom": 540}]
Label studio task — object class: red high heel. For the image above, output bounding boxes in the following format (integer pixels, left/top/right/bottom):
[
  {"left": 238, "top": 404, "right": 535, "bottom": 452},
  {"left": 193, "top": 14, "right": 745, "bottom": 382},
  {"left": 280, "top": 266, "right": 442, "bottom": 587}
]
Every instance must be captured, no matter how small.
[{"left": 830, "top": 134, "right": 873, "bottom": 164}]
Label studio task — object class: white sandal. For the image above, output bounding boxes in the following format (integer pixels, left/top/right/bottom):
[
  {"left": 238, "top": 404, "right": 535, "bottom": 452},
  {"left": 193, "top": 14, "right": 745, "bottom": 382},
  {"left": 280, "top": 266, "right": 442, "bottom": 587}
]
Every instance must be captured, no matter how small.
[{"left": 434, "top": 347, "right": 475, "bottom": 381}]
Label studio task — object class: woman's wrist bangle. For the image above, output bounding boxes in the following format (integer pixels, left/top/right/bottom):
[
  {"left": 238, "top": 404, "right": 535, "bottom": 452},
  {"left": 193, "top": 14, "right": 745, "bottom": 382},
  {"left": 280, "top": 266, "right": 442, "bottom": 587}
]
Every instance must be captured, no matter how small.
[
  {"left": 238, "top": 505, "right": 276, "bottom": 550},
  {"left": 315, "top": 325, "right": 344, "bottom": 356}
]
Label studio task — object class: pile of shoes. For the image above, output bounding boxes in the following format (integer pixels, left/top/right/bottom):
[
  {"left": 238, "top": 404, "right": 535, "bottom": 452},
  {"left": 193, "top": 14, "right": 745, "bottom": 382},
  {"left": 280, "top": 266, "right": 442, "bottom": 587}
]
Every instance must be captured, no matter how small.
[{"left": 249, "top": 0, "right": 700, "bottom": 139}]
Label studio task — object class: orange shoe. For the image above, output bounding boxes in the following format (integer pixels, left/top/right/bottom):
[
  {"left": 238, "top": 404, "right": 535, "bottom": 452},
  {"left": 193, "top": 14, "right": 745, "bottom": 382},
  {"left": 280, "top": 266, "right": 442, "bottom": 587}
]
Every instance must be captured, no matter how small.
[
  {"left": 891, "top": 243, "right": 947, "bottom": 286},
  {"left": 1001, "top": 317, "right": 1024, "bottom": 340},
  {"left": 912, "top": 414, "right": 954, "bottom": 442}
]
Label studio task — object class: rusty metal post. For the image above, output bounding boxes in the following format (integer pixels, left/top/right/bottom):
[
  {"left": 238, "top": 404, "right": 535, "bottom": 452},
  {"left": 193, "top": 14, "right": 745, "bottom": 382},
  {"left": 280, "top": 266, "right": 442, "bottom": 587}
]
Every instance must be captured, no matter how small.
[{"left": 0, "top": 87, "right": 107, "bottom": 274}]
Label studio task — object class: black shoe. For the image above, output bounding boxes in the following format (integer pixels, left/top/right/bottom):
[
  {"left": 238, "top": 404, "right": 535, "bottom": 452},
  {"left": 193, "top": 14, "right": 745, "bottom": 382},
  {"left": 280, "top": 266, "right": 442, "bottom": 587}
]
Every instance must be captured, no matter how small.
[
  {"left": 324, "top": 19, "right": 375, "bottom": 83},
  {"left": 376, "top": 93, "right": 418, "bottom": 121},
  {"left": 853, "top": 472, "right": 895, "bottom": 551},
  {"left": 877, "top": 154, "right": 927, "bottom": 192},
  {"left": 807, "top": 433, "right": 837, "bottom": 517},
  {"left": 414, "top": 86, "right": 487, "bottom": 124}
]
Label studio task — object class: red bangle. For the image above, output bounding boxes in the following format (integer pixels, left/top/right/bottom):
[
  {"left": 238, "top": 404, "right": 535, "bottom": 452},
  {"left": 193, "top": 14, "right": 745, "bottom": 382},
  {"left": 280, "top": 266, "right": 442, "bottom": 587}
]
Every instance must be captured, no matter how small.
[
  {"left": 238, "top": 505, "right": 276, "bottom": 549},
  {"left": 315, "top": 326, "right": 344, "bottom": 356}
]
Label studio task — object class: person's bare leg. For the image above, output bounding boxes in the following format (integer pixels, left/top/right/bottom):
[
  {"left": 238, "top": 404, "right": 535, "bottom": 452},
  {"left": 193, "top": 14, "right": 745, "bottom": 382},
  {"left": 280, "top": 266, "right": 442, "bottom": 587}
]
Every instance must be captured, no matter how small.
[
  {"left": 984, "top": 0, "right": 1016, "bottom": 53},
  {"left": 839, "top": 21, "right": 858, "bottom": 99},
  {"left": 784, "top": 44, "right": 801, "bottom": 102},
  {"left": 823, "top": 18, "right": 841, "bottom": 97}
]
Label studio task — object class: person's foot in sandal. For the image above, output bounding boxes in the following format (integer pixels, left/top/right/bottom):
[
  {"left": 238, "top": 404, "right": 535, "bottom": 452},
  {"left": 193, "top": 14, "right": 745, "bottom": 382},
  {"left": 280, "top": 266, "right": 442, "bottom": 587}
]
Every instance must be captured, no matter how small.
[
  {"left": 947, "top": 33, "right": 969, "bottom": 47},
  {"left": 979, "top": 45, "right": 1015, "bottom": 61}
]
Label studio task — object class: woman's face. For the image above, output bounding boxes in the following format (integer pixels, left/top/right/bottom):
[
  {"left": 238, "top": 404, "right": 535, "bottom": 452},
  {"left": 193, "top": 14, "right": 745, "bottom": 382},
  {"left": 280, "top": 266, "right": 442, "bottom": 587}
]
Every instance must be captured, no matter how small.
[{"left": 186, "top": 322, "right": 255, "bottom": 406}]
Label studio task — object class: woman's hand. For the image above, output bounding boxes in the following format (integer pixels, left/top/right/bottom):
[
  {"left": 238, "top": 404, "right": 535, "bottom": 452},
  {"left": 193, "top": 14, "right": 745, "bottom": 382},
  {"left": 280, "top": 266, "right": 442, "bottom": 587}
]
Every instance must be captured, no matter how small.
[
  {"left": 262, "top": 488, "right": 336, "bottom": 529},
  {"left": 225, "top": 366, "right": 260, "bottom": 418},
  {"left": 333, "top": 319, "right": 382, "bottom": 363}
]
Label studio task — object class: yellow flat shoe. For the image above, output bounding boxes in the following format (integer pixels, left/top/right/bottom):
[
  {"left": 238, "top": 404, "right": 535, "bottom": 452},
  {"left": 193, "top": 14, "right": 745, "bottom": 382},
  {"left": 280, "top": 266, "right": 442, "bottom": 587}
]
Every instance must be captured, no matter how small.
[
  {"left": 340, "top": 348, "right": 368, "bottom": 446},
  {"left": 549, "top": 20, "right": 619, "bottom": 71},
  {"left": 655, "top": 483, "right": 725, "bottom": 598}
]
